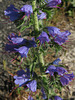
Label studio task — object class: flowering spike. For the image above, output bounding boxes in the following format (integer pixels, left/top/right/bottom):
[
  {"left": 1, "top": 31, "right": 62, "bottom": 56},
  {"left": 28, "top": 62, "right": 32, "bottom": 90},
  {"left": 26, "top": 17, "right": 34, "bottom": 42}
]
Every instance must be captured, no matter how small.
[
  {"left": 45, "top": 0, "right": 61, "bottom": 8},
  {"left": 37, "top": 31, "right": 50, "bottom": 45}
]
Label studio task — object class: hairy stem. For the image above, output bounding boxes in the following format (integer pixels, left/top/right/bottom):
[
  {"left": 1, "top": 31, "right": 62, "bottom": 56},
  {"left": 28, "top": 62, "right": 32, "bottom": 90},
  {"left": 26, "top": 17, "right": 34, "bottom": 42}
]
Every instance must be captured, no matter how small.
[{"left": 32, "top": 0, "right": 44, "bottom": 66}]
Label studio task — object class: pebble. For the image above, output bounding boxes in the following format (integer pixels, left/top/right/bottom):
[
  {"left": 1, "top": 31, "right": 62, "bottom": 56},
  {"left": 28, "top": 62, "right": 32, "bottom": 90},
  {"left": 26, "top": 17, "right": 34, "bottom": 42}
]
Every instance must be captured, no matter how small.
[{"left": 0, "top": 0, "right": 2, "bottom": 2}]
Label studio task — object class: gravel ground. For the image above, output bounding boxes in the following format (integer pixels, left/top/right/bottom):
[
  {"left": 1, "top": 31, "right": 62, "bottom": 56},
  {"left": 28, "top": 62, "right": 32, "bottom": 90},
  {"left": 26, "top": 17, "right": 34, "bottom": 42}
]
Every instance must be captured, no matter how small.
[
  {"left": 0, "top": 0, "right": 75, "bottom": 100},
  {"left": 56, "top": 18, "right": 75, "bottom": 99}
]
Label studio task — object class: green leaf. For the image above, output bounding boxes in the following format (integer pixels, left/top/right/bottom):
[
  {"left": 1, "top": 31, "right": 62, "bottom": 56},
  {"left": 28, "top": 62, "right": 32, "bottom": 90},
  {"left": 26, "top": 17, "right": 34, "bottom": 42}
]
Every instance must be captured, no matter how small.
[
  {"left": 17, "top": 20, "right": 25, "bottom": 29},
  {"left": 20, "top": 26, "right": 26, "bottom": 32},
  {"left": 24, "top": 16, "right": 28, "bottom": 21},
  {"left": 30, "top": 63, "right": 33, "bottom": 72},
  {"left": 3, "top": 60, "right": 7, "bottom": 70}
]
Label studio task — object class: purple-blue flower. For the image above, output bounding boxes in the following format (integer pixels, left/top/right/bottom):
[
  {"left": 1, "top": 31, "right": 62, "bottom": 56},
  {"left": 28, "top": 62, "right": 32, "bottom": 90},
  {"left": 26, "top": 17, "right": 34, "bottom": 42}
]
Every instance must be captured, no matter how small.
[
  {"left": 54, "top": 96, "right": 63, "bottom": 100},
  {"left": 14, "top": 69, "right": 30, "bottom": 86},
  {"left": 37, "top": 10, "right": 46, "bottom": 20},
  {"left": 4, "top": 5, "right": 20, "bottom": 21},
  {"left": 56, "top": 67, "right": 68, "bottom": 76},
  {"left": 14, "top": 75, "right": 30, "bottom": 86},
  {"left": 28, "top": 96, "right": 34, "bottom": 100},
  {"left": 60, "top": 30, "right": 71, "bottom": 37},
  {"left": 37, "top": 31, "right": 50, "bottom": 44},
  {"left": 26, "top": 40, "right": 37, "bottom": 48},
  {"left": 60, "top": 76, "right": 69, "bottom": 86},
  {"left": 60, "top": 73, "right": 74, "bottom": 86},
  {"left": 49, "top": 96, "right": 63, "bottom": 100},
  {"left": 46, "top": 65, "right": 68, "bottom": 76},
  {"left": 54, "top": 31, "right": 71, "bottom": 45},
  {"left": 54, "top": 35, "right": 68, "bottom": 45},
  {"left": 20, "top": 5, "right": 33, "bottom": 16},
  {"left": 63, "top": 73, "right": 74, "bottom": 82},
  {"left": 41, "top": 87, "right": 47, "bottom": 99},
  {"left": 26, "top": 80, "right": 37, "bottom": 92},
  {"left": 45, "top": 65, "right": 56, "bottom": 76},
  {"left": 45, "top": 0, "right": 61, "bottom": 8},
  {"left": 14, "top": 69, "right": 37, "bottom": 92},
  {"left": 4, "top": 4, "right": 33, "bottom": 21},
  {"left": 47, "top": 26, "right": 71, "bottom": 45},
  {"left": 16, "top": 69, "right": 26, "bottom": 76},
  {"left": 5, "top": 33, "right": 37, "bottom": 58},
  {"left": 47, "top": 26, "right": 61, "bottom": 37},
  {"left": 53, "top": 58, "right": 61, "bottom": 65},
  {"left": 14, "top": 46, "right": 29, "bottom": 57}
]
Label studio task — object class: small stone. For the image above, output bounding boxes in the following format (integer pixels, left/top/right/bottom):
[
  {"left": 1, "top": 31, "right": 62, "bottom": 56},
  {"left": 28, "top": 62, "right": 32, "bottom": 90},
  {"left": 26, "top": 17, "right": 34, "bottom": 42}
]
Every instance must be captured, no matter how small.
[{"left": 0, "top": 0, "right": 2, "bottom": 2}]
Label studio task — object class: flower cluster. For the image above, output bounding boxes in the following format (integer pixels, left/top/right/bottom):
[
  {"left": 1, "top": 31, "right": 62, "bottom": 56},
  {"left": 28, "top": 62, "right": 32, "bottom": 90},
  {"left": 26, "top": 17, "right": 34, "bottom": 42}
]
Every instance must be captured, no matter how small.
[
  {"left": 37, "top": 26, "right": 71, "bottom": 46},
  {"left": 5, "top": 33, "right": 37, "bottom": 58},
  {"left": 46, "top": 58, "right": 74, "bottom": 86},
  {"left": 45, "top": 0, "right": 61, "bottom": 8},
  {"left": 14, "top": 69, "right": 37, "bottom": 92},
  {"left": 37, "top": 10, "right": 47, "bottom": 20},
  {"left": 4, "top": 0, "right": 62, "bottom": 21},
  {"left": 37, "top": 31, "right": 50, "bottom": 44},
  {"left": 4, "top": 4, "right": 47, "bottom": 21},
  {"left": 47, "top": 26, "right": 71, "bottom": 45}
]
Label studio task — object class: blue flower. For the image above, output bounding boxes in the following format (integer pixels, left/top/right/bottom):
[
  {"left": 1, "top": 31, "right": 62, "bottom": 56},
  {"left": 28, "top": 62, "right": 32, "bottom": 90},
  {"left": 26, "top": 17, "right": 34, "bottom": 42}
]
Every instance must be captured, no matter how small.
[
  {"left": 46, "top": 65, "right": 68, "bottom": 76},
  {"left": 14, "top": 75, "right": 30, "bottom": 86},
  {"left": 5, "top": 44, "right": 18, "bottom": 52},
  {"left": 16, "top": 69, "right": 26, "bottom": 76},
  {"left": 56, "top": 67, "right": 68, "bottom": 76},
  {"left": 60, "top": 73, "right": 74, "bottom": 86},
  {"left": 47, "top": 26, "right": 71, "bottom": 45},
  {"left": 28, "top": 96, "right": 34, "bottom": 100},
  {"left": 63, "top": 73, "right": 74, "bottom": 82},
  {"left": 5, "top": 33, "right": 37, "bottom": 58},
  {"left": 45, "top": 0, "right": 61, "bottom": 8},
  {"left": 4, "top": 5, "right": 20, "bottom": 21},
  {"left": 54, "top": 35, "right": 68, "bottom": 45},
  {"left": 14, "top": 69, "right": 30, "bottom": 86},
  {"left": 26, "top": 40, "right": 37, "bottom": 48},
  {"left": 49, "top": 96, "right": 63, "bottom": 100},
  {"left": 26, "top": 80, "right": 37, "bottom": 92},
  {"left": 37, "top": 31, "right": 50, "bottom": 44},
  {"left": 54, "top": 96, "right": 63, "bottom": 100},
  {"left": 45, "top": 65, "right": 56, "bottom": 76},
  {"left": 20, "top": 5, "right": 33, "bottom": 16},
  {"left": 14, "top": 70, "right": 37, "bottom": 92},
  {"left": 41, "top": 87, "right": 47, "bottom": 99},
  {"left": 4, "top": 4, "right": 33, "bottom": 21},
  {"left": 37, "top": 10, "right": 46, "bottom": 20},
  {"left": 14, "top": 46, "right": 29, "bottom": 57},
  {"left": 47, "top": 26, "right": 61, "bottom": 37},
  {"left": 54, "top": 31, "right": 71, "bottom": 45},
  {"left": 53, "top": 58, "right": 61, "bottom": 65},
  {"left": 60, "top": 30, "right": 71, "bottom": 37}
]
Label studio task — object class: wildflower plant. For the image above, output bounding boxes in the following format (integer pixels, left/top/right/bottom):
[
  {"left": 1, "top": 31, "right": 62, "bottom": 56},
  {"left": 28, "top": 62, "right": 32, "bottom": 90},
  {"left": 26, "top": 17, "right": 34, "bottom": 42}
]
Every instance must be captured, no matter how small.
[{"left": 4, "top": 0, "right": 74, "bottom": 100}]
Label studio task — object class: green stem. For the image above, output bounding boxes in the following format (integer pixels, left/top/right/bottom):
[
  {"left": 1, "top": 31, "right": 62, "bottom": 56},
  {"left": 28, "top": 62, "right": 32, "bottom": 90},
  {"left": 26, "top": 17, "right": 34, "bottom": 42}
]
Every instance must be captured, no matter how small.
[
  {"left": 38, "top": 50, "right": 44, "bottom": 66},
  {"left": 32, "top": 0, "right": 39, "bottom": 32},
  {"left": 32, "top": 0, "right": 44, "bottom": 66}
]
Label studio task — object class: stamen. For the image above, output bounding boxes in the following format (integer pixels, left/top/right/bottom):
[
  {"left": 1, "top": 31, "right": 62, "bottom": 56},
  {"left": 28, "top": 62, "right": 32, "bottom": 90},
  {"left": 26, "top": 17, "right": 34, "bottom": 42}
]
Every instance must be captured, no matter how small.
[
  {"left": 44, "top": 43, "right": 45, "bottom": 47},
  {"left": 10, "top": 56, "right": 18, "bottom": 62},
  {"left": 38, "top": 42, "right": 41, "bottom": 47},
  {"left": 13, "top": 9, "right": 19, "bottom": 12},
  {"left": 20, "top": 14, "right": 26, "bottom": 20},
  {"left": 18, "top": 32, "right": 21, "bottom": 36},
  {"left": 20, "top": 58, "right": 24, "bottom": 65},
  {"left": 61, "top": 45, "right": 67, "bottom": 49}
]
